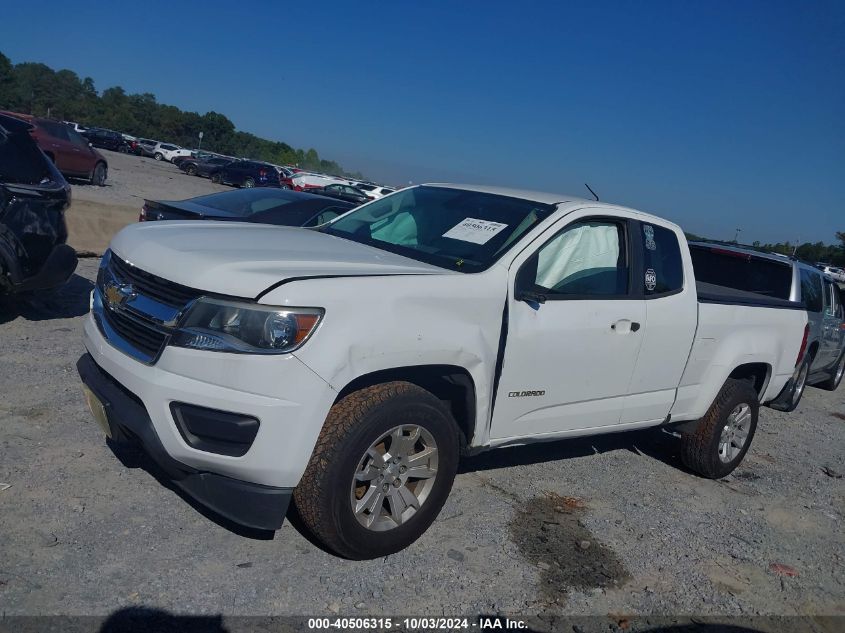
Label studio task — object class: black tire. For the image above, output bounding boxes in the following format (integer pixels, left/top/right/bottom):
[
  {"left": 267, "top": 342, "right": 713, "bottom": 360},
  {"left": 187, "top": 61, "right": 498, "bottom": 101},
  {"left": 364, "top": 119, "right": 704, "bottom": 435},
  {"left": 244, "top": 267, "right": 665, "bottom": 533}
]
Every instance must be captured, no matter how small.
[
  {"left": 681, "top": 378, "right": 759, "bottom": 479},
  {"left": 817, "top": 353, "right": 845, "bottom": 391},
  {"left": 90, "top": 162, "right": 107, "bottom": 187},
  {"left": 210, "top": 172, "right": 222, "bottom": 184},
  {"left": 243, "top": 177, "right": 255, "bottom": 188},
  {"left": 186, "top": 165, "right": 197, "bottom": 176},
  {"left": 294, "top": 381, "right": 460, "bottom": 559},
  {"left": 153, "top": 152, "right": 163, "bottom": 161}
]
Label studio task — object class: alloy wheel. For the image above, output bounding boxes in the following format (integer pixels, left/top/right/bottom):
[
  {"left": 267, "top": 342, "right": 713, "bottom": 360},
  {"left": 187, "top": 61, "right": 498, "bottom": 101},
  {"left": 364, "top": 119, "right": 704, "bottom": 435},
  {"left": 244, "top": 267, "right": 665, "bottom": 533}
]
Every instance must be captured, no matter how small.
[
  {"left": 718, "top": 403, "right": 752, "bottom": 463},
  {"left": 350, "top": 424, "right": 438, "bottom": 531}
]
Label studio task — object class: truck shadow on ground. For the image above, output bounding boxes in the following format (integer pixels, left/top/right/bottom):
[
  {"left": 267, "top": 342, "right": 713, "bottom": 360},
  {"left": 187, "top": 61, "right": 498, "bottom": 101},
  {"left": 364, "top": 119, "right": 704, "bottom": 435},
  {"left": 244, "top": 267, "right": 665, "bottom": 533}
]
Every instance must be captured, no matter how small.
[
  {"left": 459, "top": 427, "right": 685, "bottom": 475},
  {"left": 0, "top": 273, "right": 93, "bottom": 324},
  {"left": 107, "top": 440, "right": 276, "bottom": 541}
]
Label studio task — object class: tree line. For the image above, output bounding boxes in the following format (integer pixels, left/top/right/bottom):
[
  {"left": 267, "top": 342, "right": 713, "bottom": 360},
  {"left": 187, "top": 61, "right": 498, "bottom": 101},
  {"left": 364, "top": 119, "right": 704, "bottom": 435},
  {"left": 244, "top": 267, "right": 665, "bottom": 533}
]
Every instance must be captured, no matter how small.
[
  {"left": 685, "top": 231, "right": 845, "bottom": 266},
  {"left": 0, "top": 52, "right": 362, "bottom": 178}
]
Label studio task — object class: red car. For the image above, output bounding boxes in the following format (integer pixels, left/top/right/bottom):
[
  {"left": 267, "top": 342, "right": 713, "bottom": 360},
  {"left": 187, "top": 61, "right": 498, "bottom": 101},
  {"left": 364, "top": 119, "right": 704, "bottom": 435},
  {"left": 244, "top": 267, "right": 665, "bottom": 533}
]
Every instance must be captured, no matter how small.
[{"left": 0, "top": 111, "right": 108, "bottom": 186}]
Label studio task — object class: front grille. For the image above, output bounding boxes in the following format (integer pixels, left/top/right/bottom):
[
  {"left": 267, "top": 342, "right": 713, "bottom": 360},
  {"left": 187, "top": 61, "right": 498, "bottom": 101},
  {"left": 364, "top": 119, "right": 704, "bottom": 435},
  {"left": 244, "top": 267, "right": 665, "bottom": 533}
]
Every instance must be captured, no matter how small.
[
  {"left": 102, "top": 308, "right": 168, "bottom": 360},
  {"left": 110, "top": 255, "right": 199, "bottom": 308}
]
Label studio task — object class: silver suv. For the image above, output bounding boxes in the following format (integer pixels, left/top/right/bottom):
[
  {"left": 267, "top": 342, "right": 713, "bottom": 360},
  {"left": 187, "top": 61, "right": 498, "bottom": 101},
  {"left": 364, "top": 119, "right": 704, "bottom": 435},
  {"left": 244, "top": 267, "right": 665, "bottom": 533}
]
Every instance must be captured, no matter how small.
[{"left": 689, "top": 242, "right": 845, "bottom": 410}]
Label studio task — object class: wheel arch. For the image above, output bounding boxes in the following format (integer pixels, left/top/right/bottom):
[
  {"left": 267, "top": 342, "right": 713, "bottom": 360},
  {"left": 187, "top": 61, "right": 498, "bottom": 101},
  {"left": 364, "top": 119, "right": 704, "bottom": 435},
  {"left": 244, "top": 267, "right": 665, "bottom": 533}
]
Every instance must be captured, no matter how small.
[
  {"left": 334, "top": 365, "right": 477, "bottom": 449},
  {"left": 728, "top": 362, "right": 772, "bottom": 399}
]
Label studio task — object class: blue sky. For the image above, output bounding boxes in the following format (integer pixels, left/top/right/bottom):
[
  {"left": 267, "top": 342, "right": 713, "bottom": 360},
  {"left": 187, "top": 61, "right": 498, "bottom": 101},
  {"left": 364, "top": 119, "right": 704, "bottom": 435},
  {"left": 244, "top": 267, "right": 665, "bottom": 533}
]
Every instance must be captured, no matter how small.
[{"left": 1, "top": 0, "right": 843, "bottom": 243}]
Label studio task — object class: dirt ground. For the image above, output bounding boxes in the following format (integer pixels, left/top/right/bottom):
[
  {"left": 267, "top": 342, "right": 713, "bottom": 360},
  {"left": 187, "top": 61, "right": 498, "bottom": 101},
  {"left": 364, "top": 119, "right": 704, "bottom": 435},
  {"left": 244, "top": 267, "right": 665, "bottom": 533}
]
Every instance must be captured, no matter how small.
[
  {"left": 65, "top": 150, "right": 227, "bottom": 254},
  {"left": 0, "top": 260, "right": 843, "bottom": 632}
]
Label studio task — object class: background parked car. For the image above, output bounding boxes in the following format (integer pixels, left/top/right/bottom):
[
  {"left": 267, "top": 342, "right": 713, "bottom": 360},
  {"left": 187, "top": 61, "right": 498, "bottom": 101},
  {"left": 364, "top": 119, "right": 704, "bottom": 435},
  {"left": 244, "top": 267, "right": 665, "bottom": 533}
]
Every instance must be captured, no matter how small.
[
  {"left": 63, "top": 121, "right": 88, "bottom": 133},
  {"left": 309, "top": 183, "right": 371, "bottom": 205},
  {"left": 134, "top": 138, "right": 159, "bottom": 157},
  {"left": 209, "top": 160, "right": 279, "bottom": 188},
  {"left": 150, "top": 142, "right": 185, "bottom": 162},
  {"left": 82, "top": 128, "right": 129, "bottom": 153},
  {"left": 355, "top": 183, "right": 396, "bottom": 199},
  {"left": 139, "top": 188, "right": 353, "bottom": 226},
  {"left": 289, "top": 172, "right": 342, "bottom": 191},
  {"left": 817, "top": 264, "right": 845, "bottom": 283},
  {"left": 0, "top": 112, "right": 78, "bottom": 295},
  {"left": 0, "top": 111, "right": 108, "bottom": 185},
  {"left": 179, "top": 156, "right": 232, "bottom": 178}
]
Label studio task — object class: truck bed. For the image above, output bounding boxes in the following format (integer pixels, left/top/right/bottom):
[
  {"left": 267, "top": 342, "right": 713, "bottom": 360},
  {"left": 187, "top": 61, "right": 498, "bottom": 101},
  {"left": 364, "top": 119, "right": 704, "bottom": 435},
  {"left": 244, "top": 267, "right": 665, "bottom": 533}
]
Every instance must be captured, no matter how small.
[{"left": 696, "top": 281, "right": 805, "bottom": 310}]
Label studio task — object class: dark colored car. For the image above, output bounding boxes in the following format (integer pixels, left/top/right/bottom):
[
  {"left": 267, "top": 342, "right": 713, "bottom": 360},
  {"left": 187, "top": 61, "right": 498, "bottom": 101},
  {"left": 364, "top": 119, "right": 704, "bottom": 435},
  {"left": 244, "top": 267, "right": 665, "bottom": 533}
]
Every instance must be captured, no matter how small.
[
  {"left": 309, "top": 183, "right": 372, "bottom": 205},
  {"left": 179, "top": 156, "right": 233, "bottom": 178},
  {"left": 82, "top": 128, "right": 129, "bottom": 153},
  {"left": 0, "top": 111, "right": 108, "bottom": 186},
  {"left": 0, "top": 113, "right": 78, "bottom": 295},
  {"left": 209, "top": 160, "right": 279, "bottom": 188},
  {"left": 139, "top": 188, "right": 354, "bottom": 227},
  {"left": 134, "top": 138, "right": 158, "bottom": 157}
]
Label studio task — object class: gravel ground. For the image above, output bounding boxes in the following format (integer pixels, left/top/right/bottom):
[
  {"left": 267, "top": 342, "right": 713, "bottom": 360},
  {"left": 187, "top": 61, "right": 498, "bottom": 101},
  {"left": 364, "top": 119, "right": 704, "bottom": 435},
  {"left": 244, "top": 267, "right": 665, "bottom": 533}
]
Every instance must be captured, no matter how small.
[
  {"left": 65, "top": 150, "right": 227, "bottom": 254},
  {"left": 0, "top": 260, "right": 844, "bottom": 631}
]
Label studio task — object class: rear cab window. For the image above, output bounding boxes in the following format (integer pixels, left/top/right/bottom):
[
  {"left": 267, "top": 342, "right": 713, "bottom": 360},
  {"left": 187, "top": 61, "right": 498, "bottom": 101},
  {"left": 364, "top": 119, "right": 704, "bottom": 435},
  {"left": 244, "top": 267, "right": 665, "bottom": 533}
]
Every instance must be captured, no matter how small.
[{"left": 689, "top": 246, "right": 792, "bottom": 299}]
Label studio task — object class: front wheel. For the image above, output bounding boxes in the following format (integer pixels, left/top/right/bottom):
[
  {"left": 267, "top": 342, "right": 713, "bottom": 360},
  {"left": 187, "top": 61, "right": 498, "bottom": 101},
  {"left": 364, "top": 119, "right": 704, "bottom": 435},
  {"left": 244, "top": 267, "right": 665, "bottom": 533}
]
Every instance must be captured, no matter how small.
[
  {"left": 90, "top": 163, "right": 107, "bottom": 186},
  {"left": 243, "top": 177, "right": 255, "bottom": 188},
  {"left": 681, "top": 378, "right": 759, "bottom": 479},
  {"left": 186, "top": 165, "right": 197, "bottom": 176},
  {"left": 294, "top": 382, "right": 460, "bottom": 559}
]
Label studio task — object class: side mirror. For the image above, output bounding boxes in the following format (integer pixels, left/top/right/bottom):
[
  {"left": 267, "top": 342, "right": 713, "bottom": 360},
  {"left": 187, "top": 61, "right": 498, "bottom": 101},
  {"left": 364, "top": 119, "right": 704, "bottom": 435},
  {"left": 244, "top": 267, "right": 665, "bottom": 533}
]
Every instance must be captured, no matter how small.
[{"left": 514, "top": 255, "right": 546, "bottom": 304}]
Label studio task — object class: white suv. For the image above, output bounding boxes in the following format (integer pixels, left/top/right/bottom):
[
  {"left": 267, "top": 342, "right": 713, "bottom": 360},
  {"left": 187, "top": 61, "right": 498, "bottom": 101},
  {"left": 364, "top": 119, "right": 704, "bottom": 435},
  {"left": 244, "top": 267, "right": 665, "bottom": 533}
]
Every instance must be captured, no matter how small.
[{"left": 152, "top": 143, "right": 192, "bottom": 163}]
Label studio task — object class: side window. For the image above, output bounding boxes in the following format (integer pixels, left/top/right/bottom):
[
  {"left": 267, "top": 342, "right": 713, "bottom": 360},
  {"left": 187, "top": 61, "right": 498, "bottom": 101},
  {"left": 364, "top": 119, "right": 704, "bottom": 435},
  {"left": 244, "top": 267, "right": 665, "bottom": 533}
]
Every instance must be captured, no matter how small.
[
  {"left": 640, "top": 223, "right": 683, "bottom": 296},
  {"left": 824, "top": 280, "right": 838, "bottom": 316},
  {"left": 800, "top": 269, "right": 824, "bottom": 312},
  {"left": 67, "top": 128, "right": 89, "bottom": 148},
  {"left": 517, "top": 220, "right": 628, "bottom": 298}
]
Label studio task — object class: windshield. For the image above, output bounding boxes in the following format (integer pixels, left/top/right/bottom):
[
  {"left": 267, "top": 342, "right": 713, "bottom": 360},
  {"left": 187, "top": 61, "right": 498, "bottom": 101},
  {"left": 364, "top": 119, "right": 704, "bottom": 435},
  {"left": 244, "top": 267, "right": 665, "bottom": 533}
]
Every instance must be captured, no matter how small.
[{"left": 322, "top": 185, "right": 555, "bottom": 272}]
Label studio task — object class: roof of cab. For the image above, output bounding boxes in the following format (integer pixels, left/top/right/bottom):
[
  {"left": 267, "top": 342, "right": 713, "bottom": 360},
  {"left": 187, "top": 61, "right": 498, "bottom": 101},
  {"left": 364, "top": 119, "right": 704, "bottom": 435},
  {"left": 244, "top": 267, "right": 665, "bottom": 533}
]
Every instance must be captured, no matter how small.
[
  {"left": 422, "top": 183, "right": 590, "bottom": 206},
  {"left": 420, "top": 183, "right": 684, "bottom": 231}
]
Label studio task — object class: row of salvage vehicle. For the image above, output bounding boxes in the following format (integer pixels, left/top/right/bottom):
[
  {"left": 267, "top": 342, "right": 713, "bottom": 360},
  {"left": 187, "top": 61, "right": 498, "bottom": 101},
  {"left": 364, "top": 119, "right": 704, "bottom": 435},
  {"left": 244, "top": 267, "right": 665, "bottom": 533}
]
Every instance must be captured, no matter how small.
[{"left": 2, "top": 111, "right": 844, "bottom": 560}]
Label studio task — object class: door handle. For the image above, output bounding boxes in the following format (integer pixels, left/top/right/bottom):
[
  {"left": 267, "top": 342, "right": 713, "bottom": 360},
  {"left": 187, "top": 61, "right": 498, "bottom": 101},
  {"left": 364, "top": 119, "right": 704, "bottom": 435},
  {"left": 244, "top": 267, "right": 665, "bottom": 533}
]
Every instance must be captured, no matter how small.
[{"left": 611, "top": 320, "right": 641, "bottom": 333}]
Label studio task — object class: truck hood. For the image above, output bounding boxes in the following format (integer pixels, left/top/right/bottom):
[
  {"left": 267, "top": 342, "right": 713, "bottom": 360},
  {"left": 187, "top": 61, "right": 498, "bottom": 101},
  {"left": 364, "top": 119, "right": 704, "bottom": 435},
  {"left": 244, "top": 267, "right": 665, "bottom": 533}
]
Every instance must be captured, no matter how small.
[{"left": 109, "top": 221, "right": 452, "bottom": 298}]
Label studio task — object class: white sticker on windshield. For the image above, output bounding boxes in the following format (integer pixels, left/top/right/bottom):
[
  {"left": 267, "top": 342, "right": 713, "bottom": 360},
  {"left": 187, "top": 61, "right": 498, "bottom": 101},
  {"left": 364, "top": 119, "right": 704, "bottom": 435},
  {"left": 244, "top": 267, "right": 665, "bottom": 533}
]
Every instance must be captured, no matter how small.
[{"left": 442, "top": 218, "right": 508, "bottom": 245}]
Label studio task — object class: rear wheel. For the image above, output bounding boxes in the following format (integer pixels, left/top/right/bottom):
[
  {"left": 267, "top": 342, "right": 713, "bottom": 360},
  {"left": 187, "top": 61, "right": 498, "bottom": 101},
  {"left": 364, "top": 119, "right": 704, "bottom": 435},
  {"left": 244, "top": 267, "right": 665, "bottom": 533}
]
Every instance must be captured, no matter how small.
[
  {"left": 294, "top": 382, "right": 459, "bottom": 559},
  {"left": 681, "top": 378, "right": 759, "bottom": 479},
  {"left": 210, "top": 172, "right": 222, "bottom": 184},
  {"left": 243, "top": 177, "right": 255, "bottom": 188},
  {"left": 783, "top": 357, "right": 811, "bottom": 412},
  {"left": 154, "top": 152, "right": 163, "bottom": 161},
  {"left": 90, "top": 162, "right": 107, "bottom": 186},
  {"left": 817, "top": 353, "right": 845, "bottom": 391}
]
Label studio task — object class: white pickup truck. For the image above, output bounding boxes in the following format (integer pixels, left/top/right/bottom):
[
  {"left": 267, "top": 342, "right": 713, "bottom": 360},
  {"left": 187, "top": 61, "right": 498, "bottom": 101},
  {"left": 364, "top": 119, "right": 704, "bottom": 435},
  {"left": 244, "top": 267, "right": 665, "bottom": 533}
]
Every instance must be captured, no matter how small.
[{"left": 78, "top": 184, "right": 809, "bottom": 559}]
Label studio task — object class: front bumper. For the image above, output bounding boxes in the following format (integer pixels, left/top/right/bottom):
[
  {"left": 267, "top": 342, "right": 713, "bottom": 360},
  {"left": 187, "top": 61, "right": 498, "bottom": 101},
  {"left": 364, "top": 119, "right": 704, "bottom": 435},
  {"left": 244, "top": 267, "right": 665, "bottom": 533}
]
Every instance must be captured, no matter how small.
[
  {"left": 80, "top": 308, "right": 338, "bottom": 528},
  {"left": 78, "top": 353, "right": 291, "bottom": 530}
]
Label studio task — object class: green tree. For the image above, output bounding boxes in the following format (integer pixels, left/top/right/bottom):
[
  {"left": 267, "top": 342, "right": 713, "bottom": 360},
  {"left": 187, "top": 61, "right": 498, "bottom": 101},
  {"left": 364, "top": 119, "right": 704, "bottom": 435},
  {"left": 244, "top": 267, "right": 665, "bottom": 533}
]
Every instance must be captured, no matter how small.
[{"left": 0, "top": 50, "right": 363, "bottom": 178}]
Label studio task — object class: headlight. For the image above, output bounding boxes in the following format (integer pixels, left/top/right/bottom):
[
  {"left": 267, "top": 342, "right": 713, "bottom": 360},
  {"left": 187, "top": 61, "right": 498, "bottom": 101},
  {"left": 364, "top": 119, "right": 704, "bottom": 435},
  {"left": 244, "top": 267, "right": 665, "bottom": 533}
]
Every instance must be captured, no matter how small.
[{"left": 171, "top": 297, "right": 323, "bottom": 354}]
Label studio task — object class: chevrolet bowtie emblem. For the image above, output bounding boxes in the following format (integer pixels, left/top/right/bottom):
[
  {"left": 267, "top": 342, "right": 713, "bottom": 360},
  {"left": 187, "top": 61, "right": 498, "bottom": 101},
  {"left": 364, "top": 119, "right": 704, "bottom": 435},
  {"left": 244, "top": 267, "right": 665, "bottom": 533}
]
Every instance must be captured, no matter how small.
[{"left": 103, "top": 281, "right": 136, "bottom": 311}]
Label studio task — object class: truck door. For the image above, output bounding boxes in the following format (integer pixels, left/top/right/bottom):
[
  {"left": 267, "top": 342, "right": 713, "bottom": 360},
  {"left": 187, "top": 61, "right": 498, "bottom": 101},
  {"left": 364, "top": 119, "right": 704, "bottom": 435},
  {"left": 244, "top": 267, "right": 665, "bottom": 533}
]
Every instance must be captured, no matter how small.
[
  {"left": 620, "top": 221, "right": 697, "bottom": 424},
  {"left": 490, "top": 213, "right": 645, "bottom": 441}
]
